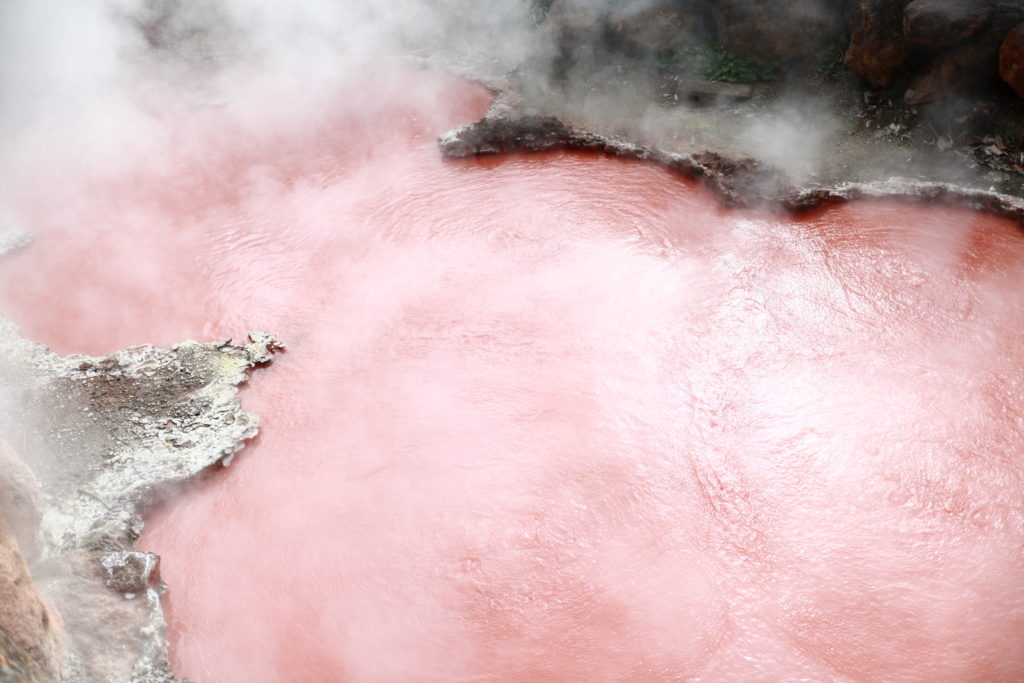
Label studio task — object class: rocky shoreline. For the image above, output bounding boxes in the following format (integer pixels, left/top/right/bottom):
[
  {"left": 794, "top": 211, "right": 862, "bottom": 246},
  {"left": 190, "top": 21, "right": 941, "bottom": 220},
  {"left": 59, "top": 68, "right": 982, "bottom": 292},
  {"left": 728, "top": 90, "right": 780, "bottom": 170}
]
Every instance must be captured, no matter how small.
[
  {"left": 439, "top": 110, "right": 1024, "bottom": 223},
  {"left": 435, "top": 0, "right": 1024, "bottom": 223},
  {"left": 0, "top": 228, "right": 282, "bottom": 682},
  {"left": 7, "top": 2, "right": 1024, "bottom": 680}
]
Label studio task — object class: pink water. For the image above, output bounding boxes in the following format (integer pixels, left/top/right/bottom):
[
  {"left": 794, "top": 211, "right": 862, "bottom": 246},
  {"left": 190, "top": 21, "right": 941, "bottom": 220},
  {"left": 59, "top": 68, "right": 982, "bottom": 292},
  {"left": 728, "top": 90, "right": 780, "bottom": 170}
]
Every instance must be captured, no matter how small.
[{"left": 2, "top": 67, "right": 1023, "bottom": 681}]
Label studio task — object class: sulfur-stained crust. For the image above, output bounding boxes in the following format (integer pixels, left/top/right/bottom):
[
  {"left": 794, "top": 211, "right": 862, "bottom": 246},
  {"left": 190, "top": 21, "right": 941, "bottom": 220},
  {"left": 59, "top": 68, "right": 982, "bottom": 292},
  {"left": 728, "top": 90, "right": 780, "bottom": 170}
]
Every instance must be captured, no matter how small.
[{"left": 0, "top": 231, "right": 282, "bottom": 683}]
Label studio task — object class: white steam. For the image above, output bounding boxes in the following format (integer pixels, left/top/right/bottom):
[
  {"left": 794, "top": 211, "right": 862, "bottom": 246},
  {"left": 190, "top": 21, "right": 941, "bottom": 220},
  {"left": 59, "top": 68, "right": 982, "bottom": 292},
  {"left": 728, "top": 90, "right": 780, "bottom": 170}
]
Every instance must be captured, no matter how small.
[{"left": 0, "top": 0, "right": 540, "bottom": 200}]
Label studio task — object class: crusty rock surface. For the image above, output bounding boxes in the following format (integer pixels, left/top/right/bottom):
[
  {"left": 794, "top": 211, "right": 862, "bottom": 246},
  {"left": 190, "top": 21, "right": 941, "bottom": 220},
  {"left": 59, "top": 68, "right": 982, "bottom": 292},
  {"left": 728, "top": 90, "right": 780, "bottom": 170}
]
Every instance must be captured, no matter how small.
[
  {"left": 0, "top": 233, "right": 281, "bottom": 683},
  {"left": 846, "top": 0, "right": 914, "bottom": 87},
  {"left": 439, "top": 111, "right": 1024, "bottom": 222},
  {"left": 0, "top": 321, "right": 282, "bottom": 683}
]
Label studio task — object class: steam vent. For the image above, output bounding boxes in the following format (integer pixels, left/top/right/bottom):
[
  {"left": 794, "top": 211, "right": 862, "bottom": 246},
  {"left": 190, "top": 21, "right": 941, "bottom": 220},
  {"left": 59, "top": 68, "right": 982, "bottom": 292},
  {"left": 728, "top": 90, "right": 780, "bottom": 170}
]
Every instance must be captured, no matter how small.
[{"left": 2, "top": 1, "right": 1024, "bottom": 681}]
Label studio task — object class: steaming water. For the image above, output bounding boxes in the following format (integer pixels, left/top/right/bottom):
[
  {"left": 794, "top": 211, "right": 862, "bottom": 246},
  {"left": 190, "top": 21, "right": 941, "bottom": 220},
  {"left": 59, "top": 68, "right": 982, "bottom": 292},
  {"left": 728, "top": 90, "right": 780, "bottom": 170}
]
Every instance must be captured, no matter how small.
[{"left": 2, "top": 68, "right": 1024, "bottom": 681}]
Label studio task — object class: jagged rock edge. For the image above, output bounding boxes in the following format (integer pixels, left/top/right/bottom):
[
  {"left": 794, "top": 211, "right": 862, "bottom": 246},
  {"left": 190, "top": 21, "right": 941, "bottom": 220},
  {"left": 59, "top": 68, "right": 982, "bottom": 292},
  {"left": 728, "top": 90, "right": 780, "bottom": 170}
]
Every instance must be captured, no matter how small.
[
  {"left": 439, "top": 115, "right": 1024, "bottom": 224},
  {"left": 0, "top": 307, "right": 283, "bottom": 682}
]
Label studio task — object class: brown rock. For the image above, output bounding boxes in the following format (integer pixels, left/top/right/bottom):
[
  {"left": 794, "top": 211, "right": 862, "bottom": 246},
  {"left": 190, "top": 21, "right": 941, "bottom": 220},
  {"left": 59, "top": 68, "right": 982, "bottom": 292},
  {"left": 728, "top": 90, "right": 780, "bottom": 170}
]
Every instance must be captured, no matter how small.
[
  {"left": 0, "top": 440, "right": 42, "bottom": 563},
  {"left": 100, "top": 551, "right": 160, "bottom": 595},
  {"left": 905, "top": 7, "right": 1024, "bottom": 103},
  {"left": 1000, "top": 22, "right": 1024, "bottom": 98},
  {"left": 713, "top": 0, "right": 846, "bottom": 63},
  {"left": 0, "top": 461, "right": 61, "bottom": 681},
  {"left": 846, "top": 0, "right": 914, "bottom": 87}
]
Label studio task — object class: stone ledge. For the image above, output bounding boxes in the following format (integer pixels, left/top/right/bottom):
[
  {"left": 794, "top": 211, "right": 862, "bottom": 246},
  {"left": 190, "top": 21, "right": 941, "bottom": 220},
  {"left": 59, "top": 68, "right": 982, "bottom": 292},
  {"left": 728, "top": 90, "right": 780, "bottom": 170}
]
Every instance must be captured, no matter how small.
[{"left": 440, "top": 112, "right": 1024, "bottom": 223}]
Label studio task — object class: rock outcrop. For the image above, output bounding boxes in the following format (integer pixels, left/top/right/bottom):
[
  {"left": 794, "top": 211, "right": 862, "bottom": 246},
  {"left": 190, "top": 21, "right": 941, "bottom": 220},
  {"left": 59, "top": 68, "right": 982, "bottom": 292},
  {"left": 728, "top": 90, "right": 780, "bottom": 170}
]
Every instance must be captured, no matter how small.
[
  {"left": 1000, "top": 23, "right": 1024, "bottom": 97},
  {"left": 0, "top": 299, "right": 282, "bottom": 682},
  {"left": 438, "top": 110, "right": 1024, "bottom": 222},
  {"left": 845, "top": 0, "right": 914, "bottom": 87},
  {"left": 898, "top": 2, "right": 1024, "bottom": 102},
  {"left": 0, "top": 441, "right": 62, "bottom": 682},
  {"left": 903, "top": 0, "right": 990, "bottom": 47},
  {"left": 712, "top": 0, "right": 845, "bottom": 63},
  {"left": 904, "top": 20, "right": 1005, "bottom": 103}
]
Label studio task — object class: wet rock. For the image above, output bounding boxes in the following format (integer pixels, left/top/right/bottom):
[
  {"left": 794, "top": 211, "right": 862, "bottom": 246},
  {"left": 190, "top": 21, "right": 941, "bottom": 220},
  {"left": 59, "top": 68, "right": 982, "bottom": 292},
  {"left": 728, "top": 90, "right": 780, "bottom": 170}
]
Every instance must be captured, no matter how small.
[
  {"left": 440, "top": 110, "right": 1024, "bottom": 222},
  {"left": 438, "top": 114, "right": 594, "bottom": 157},
  {"left": 787, "top": 178, "right": 1024, "bottom": 224},
  {"left": 687, "top": 150, "right": 795, "bottom": 206},
  {"left": 0, "top": 501, "right": 62, "bottom": 681},
  {"left": 846, "top": 0, "right": 913, "bottom": 87},
  {"left": 712, "top": 0, "right": 846, "bottom": 63},
  {"left": 1000, "top": 23, "right": 1024, "bottom": 97},
  {"left": 903, "top": 0, "right": 990, "bottom": 47},
  {"left": 101, "top": 552, "right": 160, "bottom": 596},
  {"left": 439, "top": 115, "right": 796, "bottom": 209}
]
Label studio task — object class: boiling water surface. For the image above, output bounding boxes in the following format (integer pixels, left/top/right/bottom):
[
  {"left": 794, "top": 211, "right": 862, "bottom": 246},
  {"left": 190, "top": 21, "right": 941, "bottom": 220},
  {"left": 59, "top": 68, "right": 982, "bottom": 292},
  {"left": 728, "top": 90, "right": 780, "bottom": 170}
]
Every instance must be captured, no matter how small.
[{"left": 2, "top": 68, "right": 1023, "bottom": 681}]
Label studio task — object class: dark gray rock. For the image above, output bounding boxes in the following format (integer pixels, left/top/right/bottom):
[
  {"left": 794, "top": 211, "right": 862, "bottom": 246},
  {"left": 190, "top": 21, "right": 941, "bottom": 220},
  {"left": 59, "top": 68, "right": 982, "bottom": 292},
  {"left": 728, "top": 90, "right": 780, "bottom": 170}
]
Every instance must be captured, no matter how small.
[
  {"left": 903, "top": 0, "right": 991, "bottom": 47},
  {"left": 905, "top": 29, "right": 1000, "bottom": 102},
  {"left": 439, "top": 113, "right": 796, "bottom": 209},
  {"left": 713, "top": 0, "right": 846, "bottom": 63},
  {"left": 907, "top": 8, "right": 1024, "bottom": 103},
  {"left": 439, "top": 111, "right": 1024, "bottom": 223},
  {"left": 544, "top": 0, "right": 713, "bottom": 82}
]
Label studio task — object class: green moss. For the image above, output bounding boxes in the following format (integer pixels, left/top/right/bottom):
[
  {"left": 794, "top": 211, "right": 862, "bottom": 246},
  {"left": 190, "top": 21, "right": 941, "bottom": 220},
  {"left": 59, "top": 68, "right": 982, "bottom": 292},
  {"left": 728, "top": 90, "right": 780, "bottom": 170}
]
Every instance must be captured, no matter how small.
[
  {"left": 660, "top": 43, "right": 781, "bottom": 84},
  {"left": 816, "top": 40, "right": 849, "bottom": 82},
  {"left": 705, "top": 44, "right": 781, "bottom": 83}
]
